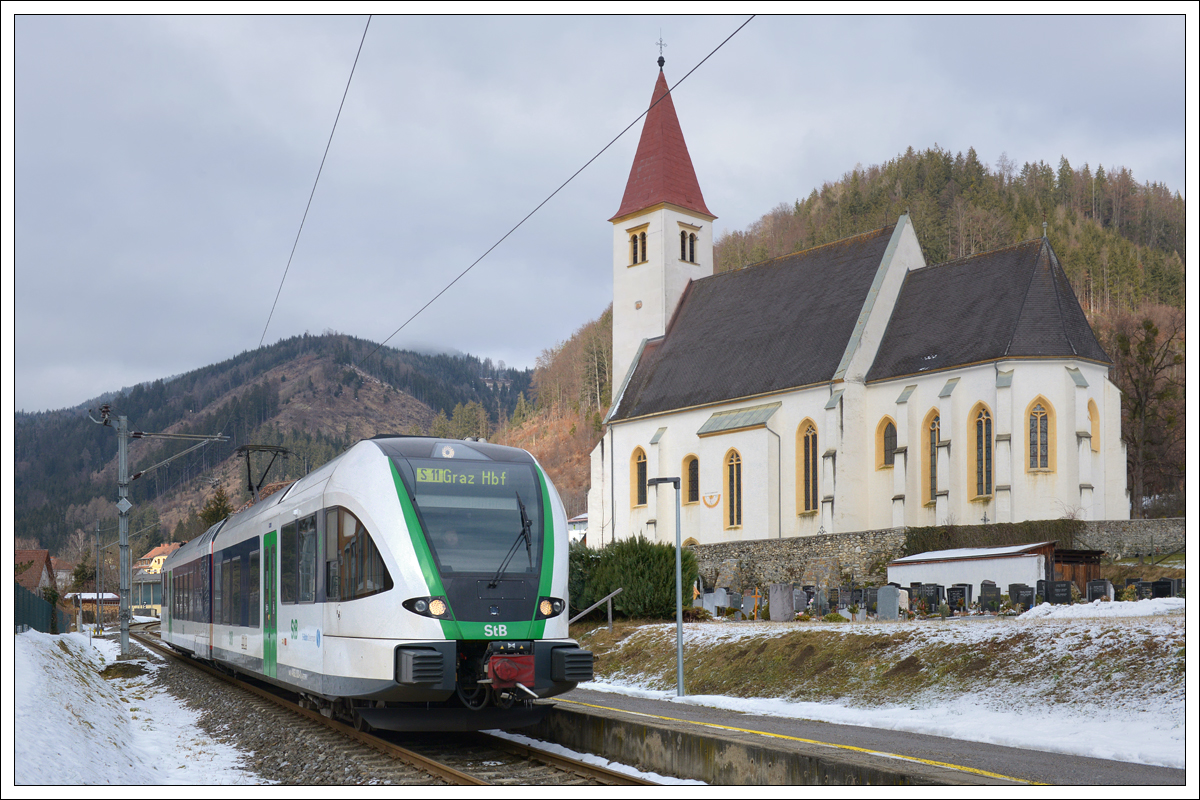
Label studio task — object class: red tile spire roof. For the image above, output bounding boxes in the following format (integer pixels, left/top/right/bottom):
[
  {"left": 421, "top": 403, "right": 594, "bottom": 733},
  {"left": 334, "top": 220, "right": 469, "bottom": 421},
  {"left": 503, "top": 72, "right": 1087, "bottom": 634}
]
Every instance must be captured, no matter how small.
[{"left": 610, "top": 67, "right": 713, "bottom": 221}]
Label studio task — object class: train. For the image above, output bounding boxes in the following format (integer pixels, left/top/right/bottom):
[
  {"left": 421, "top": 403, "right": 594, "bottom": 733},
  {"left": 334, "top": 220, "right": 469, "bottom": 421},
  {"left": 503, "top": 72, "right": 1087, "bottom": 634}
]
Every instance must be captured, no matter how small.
[{"left": 160, "top": 435, "right": 593, "bottom": 731}]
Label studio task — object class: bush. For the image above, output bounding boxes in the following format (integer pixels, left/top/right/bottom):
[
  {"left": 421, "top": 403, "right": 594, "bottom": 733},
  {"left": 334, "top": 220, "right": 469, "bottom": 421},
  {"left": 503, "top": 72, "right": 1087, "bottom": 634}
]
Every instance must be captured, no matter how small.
[{"left": 570, "top": 536, "right": 698, "bottom": 620}]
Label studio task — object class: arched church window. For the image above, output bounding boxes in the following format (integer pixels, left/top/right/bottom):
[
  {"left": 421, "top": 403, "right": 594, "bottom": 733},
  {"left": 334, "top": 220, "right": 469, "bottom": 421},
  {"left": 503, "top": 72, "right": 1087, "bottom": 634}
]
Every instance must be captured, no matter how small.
[
  {"left": 630, "top": 234, "right": 639, "bottom": 265},
  {"left": 975, "top": 407, "right": 993, "bottom": 496},
  {"left": 877, "top": 418, "right": 896, "bottom": 468},
  {"left": 725, "top": 450, "right": 742, "bottom": 528},
  {"left": 639, "top": 232, "right": 647, "bottom": 263},
  {"left": 689, "top": 233, "right": 696, "bottom": 263},
  {"left": 631, "top": 448, "right": 647, "bottom": 507},
  {"left": 1030, "top": 404, "right": 1049, "bottom": 470},
  {"left": 684, "top": 455, "right": 699, "bottom": 504},
  {"left": 799, "top": 422, "right": 818, "bottom": 512},
  {"left": 928, "top": 414, "right": 940, "bottom": 503},
  {"left": 680, "top": 231, "right": 687, "bottom": 261}
]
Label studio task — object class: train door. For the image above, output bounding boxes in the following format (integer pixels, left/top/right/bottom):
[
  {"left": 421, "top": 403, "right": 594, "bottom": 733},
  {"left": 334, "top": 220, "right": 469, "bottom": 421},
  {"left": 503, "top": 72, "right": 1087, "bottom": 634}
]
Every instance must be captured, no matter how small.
[{"left": 264, "top": 529, "right": 278, "bottom": 679}]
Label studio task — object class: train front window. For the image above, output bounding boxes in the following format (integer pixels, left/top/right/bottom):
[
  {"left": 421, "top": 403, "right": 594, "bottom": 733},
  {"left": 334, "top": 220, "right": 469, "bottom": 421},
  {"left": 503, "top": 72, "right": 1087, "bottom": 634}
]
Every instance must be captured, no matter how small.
[{"left": 397, "top": 458, "right": 544, "bottom": 575}]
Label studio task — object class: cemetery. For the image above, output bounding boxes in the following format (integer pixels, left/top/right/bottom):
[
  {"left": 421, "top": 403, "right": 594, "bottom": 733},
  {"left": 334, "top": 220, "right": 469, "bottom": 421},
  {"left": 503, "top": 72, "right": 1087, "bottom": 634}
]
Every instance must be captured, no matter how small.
[{"left": 692, "top": 542, "right": 1182, "bottom": 623}]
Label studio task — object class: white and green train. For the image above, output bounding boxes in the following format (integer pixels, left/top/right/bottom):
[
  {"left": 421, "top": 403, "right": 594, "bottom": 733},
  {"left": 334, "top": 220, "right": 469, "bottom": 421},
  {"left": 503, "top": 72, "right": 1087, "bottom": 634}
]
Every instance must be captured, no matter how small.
[{"left": 161, "top": 436, "right": 592, "bottom": 731}]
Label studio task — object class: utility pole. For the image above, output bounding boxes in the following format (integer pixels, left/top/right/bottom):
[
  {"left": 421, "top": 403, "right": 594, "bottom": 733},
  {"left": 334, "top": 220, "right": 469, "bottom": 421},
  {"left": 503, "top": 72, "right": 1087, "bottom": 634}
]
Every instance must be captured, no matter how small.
[{"left": 90, "top": 403, "right": 227, "bottom": 657}]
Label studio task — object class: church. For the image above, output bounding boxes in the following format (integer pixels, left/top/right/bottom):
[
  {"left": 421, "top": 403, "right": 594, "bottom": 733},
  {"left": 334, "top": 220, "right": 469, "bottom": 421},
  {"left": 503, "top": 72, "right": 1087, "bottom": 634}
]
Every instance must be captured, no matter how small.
[{"left": 585, "top": 63, "right": 1129, "bottom": 548}]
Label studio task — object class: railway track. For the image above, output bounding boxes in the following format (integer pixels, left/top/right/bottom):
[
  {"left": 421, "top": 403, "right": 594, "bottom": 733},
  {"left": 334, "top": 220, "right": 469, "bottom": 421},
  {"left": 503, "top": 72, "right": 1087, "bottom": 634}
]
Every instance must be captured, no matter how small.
[{"left": 131, "top": 626, "right": 655, "bottom": 786}]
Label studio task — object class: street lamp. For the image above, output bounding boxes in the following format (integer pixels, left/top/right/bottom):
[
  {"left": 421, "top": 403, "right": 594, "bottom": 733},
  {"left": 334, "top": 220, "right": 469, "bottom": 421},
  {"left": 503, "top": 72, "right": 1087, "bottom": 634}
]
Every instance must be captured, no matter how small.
[{"left": 647, "top": 476, "right": 684, "bottom": 697}]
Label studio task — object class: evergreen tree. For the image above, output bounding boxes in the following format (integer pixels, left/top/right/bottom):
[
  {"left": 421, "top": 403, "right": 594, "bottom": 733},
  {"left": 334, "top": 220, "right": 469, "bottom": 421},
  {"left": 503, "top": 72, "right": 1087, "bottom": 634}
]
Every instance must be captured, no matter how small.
[{"left": 199, "top": 486, "right": 234, "bottom": 528}]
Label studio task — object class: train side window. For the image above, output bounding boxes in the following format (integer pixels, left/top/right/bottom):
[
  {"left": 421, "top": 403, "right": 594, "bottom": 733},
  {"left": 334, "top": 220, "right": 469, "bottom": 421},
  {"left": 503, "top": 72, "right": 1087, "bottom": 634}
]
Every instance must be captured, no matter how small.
[
  {"left": 249, "top": 547, "right": 260, "bottom": 628},
  {"left": 298, "top": 514, "right": 318, "bottom": 603},
  {"left": 325, "top": 508, "right": 340, "bottom": 601},
  {"left": 281, "top": 521, "right": 298, "bottom": 604},
  {"left": 331, "top": 507, "right": 393, "bottom": 602}
]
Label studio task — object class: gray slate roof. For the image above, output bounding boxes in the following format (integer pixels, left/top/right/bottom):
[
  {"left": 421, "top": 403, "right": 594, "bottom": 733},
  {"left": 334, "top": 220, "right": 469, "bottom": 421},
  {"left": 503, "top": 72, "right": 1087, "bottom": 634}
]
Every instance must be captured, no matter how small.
[
  {"left": 866, "top": 238, "right": 1109, "bottom": 382},
  {"left": 611, "top": 226, "right": 895, "bottom": 421}
]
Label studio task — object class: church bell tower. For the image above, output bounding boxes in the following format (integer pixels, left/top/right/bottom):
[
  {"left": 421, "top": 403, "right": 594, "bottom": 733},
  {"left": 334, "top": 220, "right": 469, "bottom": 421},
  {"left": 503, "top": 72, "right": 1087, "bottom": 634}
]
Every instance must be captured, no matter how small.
[{"left": 610, "top": 57, "right": 716, "bottom": 389}]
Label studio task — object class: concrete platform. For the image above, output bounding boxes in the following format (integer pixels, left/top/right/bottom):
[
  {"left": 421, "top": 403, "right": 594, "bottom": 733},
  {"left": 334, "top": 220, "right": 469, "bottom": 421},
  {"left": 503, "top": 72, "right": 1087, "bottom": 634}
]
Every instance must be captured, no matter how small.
[{"left": 518, "top": 687, "right": 1185, "bottom": 786}]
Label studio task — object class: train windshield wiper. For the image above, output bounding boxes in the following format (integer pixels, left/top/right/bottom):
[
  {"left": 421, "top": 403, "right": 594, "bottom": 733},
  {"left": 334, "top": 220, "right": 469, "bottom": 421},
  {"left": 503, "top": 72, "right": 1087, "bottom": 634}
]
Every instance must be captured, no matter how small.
[{"left": 488, "top": 491, "right": 533, "bottom": 588}]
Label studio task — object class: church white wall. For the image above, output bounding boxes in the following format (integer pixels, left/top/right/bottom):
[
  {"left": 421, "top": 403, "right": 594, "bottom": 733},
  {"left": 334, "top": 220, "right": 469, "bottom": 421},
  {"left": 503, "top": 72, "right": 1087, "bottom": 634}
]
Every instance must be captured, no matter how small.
[{"left": 611, "top": 205, "right": 713, "bottom": 390}]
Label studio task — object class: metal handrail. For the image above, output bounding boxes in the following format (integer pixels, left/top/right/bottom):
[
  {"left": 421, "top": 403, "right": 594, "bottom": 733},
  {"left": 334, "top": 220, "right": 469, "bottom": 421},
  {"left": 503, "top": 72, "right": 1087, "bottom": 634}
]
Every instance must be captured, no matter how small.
[{"left": 569, "top": 587, "right": 623, "bottom": 630}]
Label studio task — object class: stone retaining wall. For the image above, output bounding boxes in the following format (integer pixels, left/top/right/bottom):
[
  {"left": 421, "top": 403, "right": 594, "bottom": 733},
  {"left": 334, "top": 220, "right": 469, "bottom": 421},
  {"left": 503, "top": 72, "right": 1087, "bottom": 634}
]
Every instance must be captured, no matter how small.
[
  {"left": 690, "top": 519, "right": 1184, "bottom": 593},
  {"left": 1075, "top": 518, "right": 1186, "bottom": 558}
]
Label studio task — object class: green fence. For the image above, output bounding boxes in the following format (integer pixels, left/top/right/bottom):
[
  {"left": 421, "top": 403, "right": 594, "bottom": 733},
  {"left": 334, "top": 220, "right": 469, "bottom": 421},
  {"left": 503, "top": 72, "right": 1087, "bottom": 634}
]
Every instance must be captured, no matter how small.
[{"left": 14, "top": 583, "right": 71, "bottom": 634}]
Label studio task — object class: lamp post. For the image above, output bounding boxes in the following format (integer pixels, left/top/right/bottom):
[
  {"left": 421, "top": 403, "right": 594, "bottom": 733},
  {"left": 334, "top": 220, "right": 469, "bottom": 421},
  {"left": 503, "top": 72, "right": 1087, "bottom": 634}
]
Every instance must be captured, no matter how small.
[{"left": 648, "top": 476, "right": 684, "bottom": 697}]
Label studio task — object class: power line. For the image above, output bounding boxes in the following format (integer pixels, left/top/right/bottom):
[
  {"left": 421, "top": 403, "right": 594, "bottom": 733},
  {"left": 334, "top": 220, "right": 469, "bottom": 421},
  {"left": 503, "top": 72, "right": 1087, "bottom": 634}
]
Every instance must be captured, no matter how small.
[
  {"left": 259, "top": 15, "right": 372, "bottom": 348},
  {"left": 356, "top": 15, "right": 755, "bottom": 370}
]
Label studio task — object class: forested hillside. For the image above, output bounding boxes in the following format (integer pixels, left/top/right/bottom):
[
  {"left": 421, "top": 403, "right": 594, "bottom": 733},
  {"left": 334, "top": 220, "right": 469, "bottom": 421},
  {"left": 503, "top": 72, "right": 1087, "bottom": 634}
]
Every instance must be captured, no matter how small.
[
  {"left": 715, "top": 146, "right": 1185, "bottom": 314},
  {"left": 15, "top": 333, "right": 532, "bottom": 564}
]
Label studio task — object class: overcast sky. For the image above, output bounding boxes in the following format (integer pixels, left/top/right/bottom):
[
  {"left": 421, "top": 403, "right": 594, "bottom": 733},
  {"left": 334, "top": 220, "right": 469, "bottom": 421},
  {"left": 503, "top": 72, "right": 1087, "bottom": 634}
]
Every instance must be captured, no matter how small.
[{"left": 8, "top": 12, "right": 1191, "bottom": 413}]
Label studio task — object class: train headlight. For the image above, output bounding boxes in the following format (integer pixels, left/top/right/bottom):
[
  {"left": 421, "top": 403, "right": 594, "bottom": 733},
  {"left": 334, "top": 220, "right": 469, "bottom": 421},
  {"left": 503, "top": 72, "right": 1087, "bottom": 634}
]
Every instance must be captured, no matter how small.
[
  {"left": 404, "top": 596, "right": 454, "bottom": 620},
  {"left": 535, "top": 596, "right": 566, "bottom": 620}
]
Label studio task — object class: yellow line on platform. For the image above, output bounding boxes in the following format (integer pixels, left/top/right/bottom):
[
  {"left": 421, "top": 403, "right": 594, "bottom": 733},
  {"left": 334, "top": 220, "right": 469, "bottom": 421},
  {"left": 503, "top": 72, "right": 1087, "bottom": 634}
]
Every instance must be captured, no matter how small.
[{"left": 558, "top": 698, "right": 1045, "bottom": 785}]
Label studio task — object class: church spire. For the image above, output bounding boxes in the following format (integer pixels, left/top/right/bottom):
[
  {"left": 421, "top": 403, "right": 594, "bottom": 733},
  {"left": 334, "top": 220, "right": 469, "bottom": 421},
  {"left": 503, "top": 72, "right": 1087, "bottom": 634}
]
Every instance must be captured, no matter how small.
[{"left": 610, "top": 65, "right": 713, "bottom": 221}]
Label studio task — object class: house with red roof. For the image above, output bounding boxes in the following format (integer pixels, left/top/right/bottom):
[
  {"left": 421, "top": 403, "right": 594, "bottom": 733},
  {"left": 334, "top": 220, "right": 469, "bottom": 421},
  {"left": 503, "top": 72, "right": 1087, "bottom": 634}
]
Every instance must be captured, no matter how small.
[{"left": 15, "top": 550, "right": 57, "bottom": 595}]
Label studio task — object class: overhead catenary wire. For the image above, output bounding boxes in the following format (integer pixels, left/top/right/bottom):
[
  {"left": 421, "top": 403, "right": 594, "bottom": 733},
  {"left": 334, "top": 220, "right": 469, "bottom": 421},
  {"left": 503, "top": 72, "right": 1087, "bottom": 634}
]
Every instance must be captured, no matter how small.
[
  {"left": 259, "top": 14, "right": 373, "bottom": 349},
  {"left": 356, "top": 15, "right": 755, "bottom": 370}
]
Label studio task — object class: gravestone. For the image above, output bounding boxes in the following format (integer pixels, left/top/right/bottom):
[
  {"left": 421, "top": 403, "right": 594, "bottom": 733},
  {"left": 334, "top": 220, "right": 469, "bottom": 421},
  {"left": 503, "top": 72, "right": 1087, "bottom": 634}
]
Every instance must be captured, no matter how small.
[
  {"left": 814, "top": 589, "right": 829, "bottom": 616},
  {"left": 1087, "top": 579, "right": 1114, "bottom": 602},
  {"left": 1045, "top": 580, "right": 1073, "bottom": 605},
  {"left": 742, "top": 594, "right": 757, "bottom": 619},
  {"left": 946, "top": 586, "right": 967, "bottom": 612},
  {"left": 952, "top": 583, "right": 974, "bottom": 606},
  {"left": 793, "top": 587, "right": 809, "bottom": 614},
  {"left": 1010, "top": 584, "right": 1035, "bottom": 611},
  {"left": 1151, "top": 579, "right": 1178, "bottom": 598},
  {"left": 713, "top": 587, "right": 729, "bottom": 610},
  {"left": 865, "top": 586, "right": 879, "bottom": 614},
  {"left": 897, "top": 588, "right": 909, "bottom": 613},
  {"left": 769, "top": 583, "right": 794, "bottom": 621},
  {"left": 727, "top": 592, "right": 742, "bottom": 616},
  {"left": 850, "top": 588, "right": 864, "bottom": 607},
  {"left": 917, "top": 584, "right": 944, "bottom": 609},
  {"left": 979, "top": 583, "right": 1002, "bottom": 612},
  {"left": 701, "top": 592, "right": 718, "bottom": 616},
  {"left": 1136, "top": 581, "right": 1154, "bottom": 599},
  {"left": 877, "top": 585, "right": 900, "bottom": 621},
  {"left": 1036, "top": 579, "right": 1047, "bottom": 601}
]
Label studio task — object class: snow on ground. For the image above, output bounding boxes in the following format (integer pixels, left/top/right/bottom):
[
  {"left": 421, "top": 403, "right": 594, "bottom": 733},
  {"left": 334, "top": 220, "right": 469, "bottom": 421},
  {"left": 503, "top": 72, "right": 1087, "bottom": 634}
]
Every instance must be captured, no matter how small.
[
  {"left": 10, "top": 628, "right": 695, "bottom": 786},
  {"left": 13, "top": 630, "right": 257, "bottom": 785},
  {"left": 583, "top": 598, "right": 1188, "bottom": 770}
]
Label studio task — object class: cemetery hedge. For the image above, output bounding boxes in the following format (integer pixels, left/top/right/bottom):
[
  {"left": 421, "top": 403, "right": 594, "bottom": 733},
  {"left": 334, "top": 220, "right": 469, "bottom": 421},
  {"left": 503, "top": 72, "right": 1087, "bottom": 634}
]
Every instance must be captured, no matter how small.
[
  {"left": 569, "top": 537, "right": 698, "bottom": 620},
  {"left": 902, "top": 519, "right": 1085, "bottom": 557}
]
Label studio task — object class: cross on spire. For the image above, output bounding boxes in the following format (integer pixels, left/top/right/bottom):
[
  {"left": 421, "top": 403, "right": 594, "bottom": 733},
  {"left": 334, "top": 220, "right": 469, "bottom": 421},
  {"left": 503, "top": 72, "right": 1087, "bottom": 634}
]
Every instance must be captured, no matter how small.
[{"left": 657, "top": 31, "right": 667, "bottom": 68}]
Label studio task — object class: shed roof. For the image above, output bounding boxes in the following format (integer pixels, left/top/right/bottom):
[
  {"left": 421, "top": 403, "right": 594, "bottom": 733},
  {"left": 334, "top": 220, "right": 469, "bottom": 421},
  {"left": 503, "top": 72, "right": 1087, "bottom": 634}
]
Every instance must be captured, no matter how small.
[{"left": 889, "top": 541, "right": 1056, "bottom": 566}]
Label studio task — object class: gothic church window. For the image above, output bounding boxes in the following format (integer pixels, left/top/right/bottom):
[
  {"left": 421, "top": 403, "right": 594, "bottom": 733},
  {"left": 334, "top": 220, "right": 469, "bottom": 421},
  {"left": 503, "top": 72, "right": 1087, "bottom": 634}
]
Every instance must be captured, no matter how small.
[
  {"left": 1028, "top": 401, "right": 1052, "bottom": 471},
  {"left": 799, "top": 422, "right": 818, "bottom": 512},
  {"left": 725, "top": 450, "right": 742, "bottom": 528},
  {"left": 684, "top": 455, "right": 699, "bottom": 504},
  {"left": 631, "top": 448, "right": 647, "bottom": 507},
  {"left": 973, "top": 406, "right": 993, "bottom": 496}
]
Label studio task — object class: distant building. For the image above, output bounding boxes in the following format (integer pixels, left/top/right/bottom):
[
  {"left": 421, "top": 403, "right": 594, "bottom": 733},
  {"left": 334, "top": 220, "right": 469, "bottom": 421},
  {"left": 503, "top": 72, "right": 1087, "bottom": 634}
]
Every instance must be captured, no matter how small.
[
  {"left": 567, "top": 513, "right": 588, "bottom": 544},
  {"left": 51, "top": 557, "right": 75, "bottom": 592},
  {"left": 134, "top": 542, "right": 181, "bottom": 574},
  {"left": 15, "top": 550, "right": 56, "bottom": 594},
  {"left": 587, "top": 62, "right": 1128, "bottom": 549}
]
